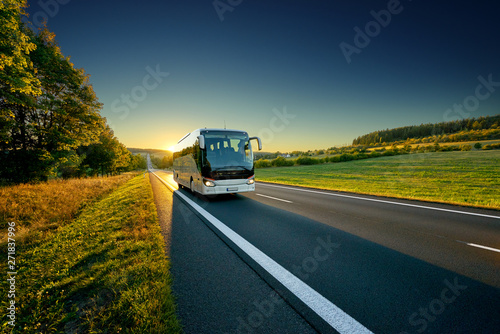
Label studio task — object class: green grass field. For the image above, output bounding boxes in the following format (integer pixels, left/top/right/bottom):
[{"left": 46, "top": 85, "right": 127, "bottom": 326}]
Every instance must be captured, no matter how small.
[
  {"left": 373, "top": 139, "right": 500, "bottom": 151},
  {"left": 1, "top": 175, "right": 181, "bottom": 333},
  {"left": 256, "top": 150, "right": 500, "bottom": 209}
]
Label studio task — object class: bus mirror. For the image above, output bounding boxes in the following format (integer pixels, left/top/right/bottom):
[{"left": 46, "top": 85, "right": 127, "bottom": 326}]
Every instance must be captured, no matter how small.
[
  {"left": 250, "top": 137, "right": 262, "bottom": 150},
  {"left": 198, "top": 135, "right": 205, "bottom": 149}
]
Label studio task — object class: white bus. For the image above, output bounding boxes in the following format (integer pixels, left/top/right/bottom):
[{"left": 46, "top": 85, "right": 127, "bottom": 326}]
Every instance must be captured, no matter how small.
[{"left": 173, "top": 129, "right": 262, "bottom": 195}]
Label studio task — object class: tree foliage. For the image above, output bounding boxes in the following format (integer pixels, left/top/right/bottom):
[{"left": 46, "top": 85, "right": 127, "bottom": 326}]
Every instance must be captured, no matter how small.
[
  {"left": 353, "top": 115, "right": 500, "bottom": 146},
  {"left": 0, "top": 0, "right": 41, "bottom": 101},
  {"left": 0, "top": 3, "right": 140, "bottom": 183}
]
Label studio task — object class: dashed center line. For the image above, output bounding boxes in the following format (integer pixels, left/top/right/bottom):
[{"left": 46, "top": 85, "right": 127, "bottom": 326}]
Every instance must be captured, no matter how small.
[
  {"left": 457, "top": 241, "right": 500, "bottom": 253},
  {"left": 256, "top": 193, "right": 293, "bottom": 203},
  {"left": 258, "top": 183, "right": 500, "bottom": 220}
]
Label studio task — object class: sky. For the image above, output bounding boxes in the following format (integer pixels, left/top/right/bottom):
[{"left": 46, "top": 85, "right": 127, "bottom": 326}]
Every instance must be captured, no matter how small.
[{"left": 24, "top": 0, "right": 500, "bottom": 152}]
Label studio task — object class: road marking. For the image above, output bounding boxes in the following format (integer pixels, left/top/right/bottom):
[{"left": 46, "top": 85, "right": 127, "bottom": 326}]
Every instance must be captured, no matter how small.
[
  {"left": 457, "top": 241, "right": 500, "bottom": 253},
  {"left": 151, "top": 171, "right": 373, "bottom": 334},
  {"left": 258, "top": 183, "right": 500, "bottom": 220},
  {"left": 256, "top": 193, "right": 293, "bottom": 203}
]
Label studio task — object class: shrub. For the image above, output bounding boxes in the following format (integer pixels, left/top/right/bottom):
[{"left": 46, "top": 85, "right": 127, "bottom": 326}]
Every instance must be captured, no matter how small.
[
  {"left": 460, "top": 144, "right": 472, "bottom": 151},
  {"left": 329, "top": 155, "right": 341, "bottom": 163},
  {"left": 255, "top": 159, "right": 272, "bottom": 168},
  {"left": 353, "top": 153, "right": 370, "bottom": 160},
  {"left": 271, "top": 156, "right": 294, "bottom": 167},
  {"left": 295, "top": 157, "right": 320, "bottom": 165},
  {"left": 382, "top": 150, "right": 398, "bottom": 156},
  {"left": 438, "top": 145, "right": 455, "bottom": 152},
  {"left": 474, "top": 142, "right": 482, "bottom": 149},
  {"left": 338, "top": 153, "right": 354, "bottom": 162},
  {"left": 482, "top": 143, "right": 500, "bottom": 150}
]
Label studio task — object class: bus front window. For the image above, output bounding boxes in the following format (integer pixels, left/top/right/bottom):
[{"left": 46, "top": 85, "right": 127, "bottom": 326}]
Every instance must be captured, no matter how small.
[{"left": 203, "top": 132, "right": 253, "bottom": 170}]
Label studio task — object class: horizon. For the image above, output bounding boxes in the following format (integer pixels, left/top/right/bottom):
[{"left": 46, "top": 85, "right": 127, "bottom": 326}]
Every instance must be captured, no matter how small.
[
  {"left": 128, "top": 114, "right": 500, "bottom": 153},
  {"left": 25, "top": 1, "right": 500, "bottom": 152}
]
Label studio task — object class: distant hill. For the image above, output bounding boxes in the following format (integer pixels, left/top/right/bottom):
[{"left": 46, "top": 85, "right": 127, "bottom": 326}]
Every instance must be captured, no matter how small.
[
  {"left": 352, "top": 115, "right": 500, "bottom": 146},
  {"left": 127, "top": 148, "right": 172, "bottom": 159}
]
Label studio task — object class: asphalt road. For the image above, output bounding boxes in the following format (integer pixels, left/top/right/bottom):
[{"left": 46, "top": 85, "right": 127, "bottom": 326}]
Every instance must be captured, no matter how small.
[{"left": 151, "top": 170, "right": 500, "bottom": 333}]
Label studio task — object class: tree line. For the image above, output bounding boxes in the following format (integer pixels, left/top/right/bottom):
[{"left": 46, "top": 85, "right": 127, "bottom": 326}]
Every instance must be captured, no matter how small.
[
  {"left": 0, "top": 1, "right": 144, "bottom": 183},
  {"left": 255, "top": 141, "right": 500, "bottom": 169},
  {"left": 352, "top": 115, "right": 500, "bottom": 146}
]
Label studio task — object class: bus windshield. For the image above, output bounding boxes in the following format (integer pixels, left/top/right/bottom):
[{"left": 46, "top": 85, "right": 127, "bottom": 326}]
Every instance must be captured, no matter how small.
[{"left": 203, "top": 131, "right": 253, "bottom": 171}]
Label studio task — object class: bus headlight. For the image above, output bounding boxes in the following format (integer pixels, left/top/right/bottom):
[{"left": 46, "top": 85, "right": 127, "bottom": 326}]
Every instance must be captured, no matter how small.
[
  {"left": 246, "top": 178, "right": 255, "bottom": 185},
  {"left": 203, "top": 178, "right": 216, "bottom": 187}
]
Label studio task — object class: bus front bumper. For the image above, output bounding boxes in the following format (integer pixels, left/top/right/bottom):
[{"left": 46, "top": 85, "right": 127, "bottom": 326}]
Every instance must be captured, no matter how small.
[{"left": 201, "top": 180, "right": 255, "bottom": 195}]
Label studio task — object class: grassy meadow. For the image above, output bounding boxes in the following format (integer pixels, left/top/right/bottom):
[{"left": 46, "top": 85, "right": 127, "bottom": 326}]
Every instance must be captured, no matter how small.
[
  {"left": 0, "top": 174, "right": 181, "bottom": 333},
  {"left": 256, "top": 150, "right": 500, "bottom": 209}
]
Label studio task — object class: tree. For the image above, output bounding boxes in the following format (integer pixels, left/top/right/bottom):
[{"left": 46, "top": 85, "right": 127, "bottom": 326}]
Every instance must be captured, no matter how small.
[
  {"left": 0, "top": 0, "right": 41, "bottom": 170},
  {"left": 28, "top": 28, "right": 103, "bottom": 152},
  {"left": 0, "top": 0, "right": 41, "bottom": 101},
  {"left": 129, "top": 154, "right": 147, "bottom": 170},
  {"left": 0, "top": 19, "right": 104, "bottom": 182},
  {"left": 1, "top": 3, "right": 144, "bottom": 183},
  {"left": 79, "top": 125, "right": 130, "bottom": 176}
]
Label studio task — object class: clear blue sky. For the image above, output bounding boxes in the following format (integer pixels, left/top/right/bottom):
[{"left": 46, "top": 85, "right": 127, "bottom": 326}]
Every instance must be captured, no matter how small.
[{"left": 25, "top": 0, "right": 500, "bottom": 151}]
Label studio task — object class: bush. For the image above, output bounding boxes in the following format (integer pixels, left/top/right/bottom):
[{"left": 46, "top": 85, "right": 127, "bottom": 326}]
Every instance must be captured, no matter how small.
[
  {"left": 482, "top": 143, "right": 500, "bottom": 150},
  {"left": 295, "top": 157, "right": 320, "bottom": 165},
  {"left": 474, "top": 142, "right": 482, "bottom": 149},
  {"left": 460, "top": 144, "right": 472, "bottom": 151},
  {"left": 338, "top": 153, "right": 355, "bottom": 162},
  {"left": 438, "top": 145, "right": 455, "bottom": 152},
  {"left": 382, "top": 149, "right": 398, "bottom": 156},
  {"left": 255, "top": 159, "right": 272, "bottom": 168},
  {"left": 271, "top": 156, "right": 294, "bottom": 167},
  {"left": 328, "top": 155, "right": 341, "bottom": 163},
  {"left": 353, "top": 152, "right": 370, "bottom": 160}
]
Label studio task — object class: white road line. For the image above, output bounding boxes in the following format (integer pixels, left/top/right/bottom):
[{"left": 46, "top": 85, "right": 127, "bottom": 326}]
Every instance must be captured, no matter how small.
[
  {"left": 256, "top": 193, "right": 293, "bottom": 203},
  {"left": 151, "top": 171, "right": 373, "bottom": 334},
  {"left": 258, "top": 183, "right": 500, "bottom": 220},
  {"left": 458, "top": 241, "right": 500, "bottom": 253}
]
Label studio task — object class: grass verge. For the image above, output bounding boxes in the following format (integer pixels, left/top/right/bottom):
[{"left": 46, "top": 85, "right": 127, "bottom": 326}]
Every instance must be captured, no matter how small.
[
  {"left": 256, "top": 150, "right": 500, "bottom": 209},
  {"left": 0, "top": 173, "right": 137, "bottom": 245},
  {"left": 1, "top": 174, "right": 181, "bottom": 333}
]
